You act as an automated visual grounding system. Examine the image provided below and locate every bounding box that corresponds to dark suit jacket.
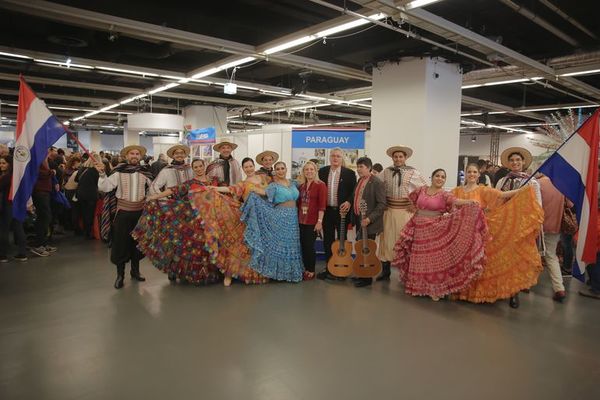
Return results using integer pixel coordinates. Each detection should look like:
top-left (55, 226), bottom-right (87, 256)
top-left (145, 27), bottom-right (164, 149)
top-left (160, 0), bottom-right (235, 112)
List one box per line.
top-left (351, 176), bottom-right (386, 236)
top-left (318, 166), bottom-right (357, 207)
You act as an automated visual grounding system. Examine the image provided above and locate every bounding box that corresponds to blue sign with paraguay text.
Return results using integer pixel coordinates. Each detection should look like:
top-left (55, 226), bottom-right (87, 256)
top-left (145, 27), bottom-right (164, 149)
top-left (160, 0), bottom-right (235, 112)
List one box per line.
top-left (187, 126), bottom-right (216, 144)
top-left (292, 129), bottom-right (365, 149)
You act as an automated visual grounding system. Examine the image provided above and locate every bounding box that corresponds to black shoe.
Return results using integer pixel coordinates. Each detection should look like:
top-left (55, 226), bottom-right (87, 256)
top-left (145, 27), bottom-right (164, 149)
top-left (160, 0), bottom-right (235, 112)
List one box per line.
top-left (114, 275), bottom-right (124, 289)
top-left (354, 279), bottom-right (372, 288)
top-left (376, 274), bottom-right (390, 282)
top-left (317, 271), bottom-right (336, 280)
top-left (168, 271), bottom-right (177, 281)
top-left (509, 295), bottom-right (520, 309)
top-left (131, 273), bottom-right (146, 282)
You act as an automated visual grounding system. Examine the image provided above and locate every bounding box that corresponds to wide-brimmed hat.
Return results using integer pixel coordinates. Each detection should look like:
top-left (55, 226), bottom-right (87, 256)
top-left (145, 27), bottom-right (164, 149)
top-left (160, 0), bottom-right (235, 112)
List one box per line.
top-left (386, 145), bottom-right (413, 159)
top-left (256, 150), bottom-right (279, 166)
top-left (500, 147), bottom-right (533, 169)
top-left (166, 144), bottom-right (190, 158)
top-left (213, 141), bottom-right (238, 152)
top-left (120, 145), bottom-right (147, 158)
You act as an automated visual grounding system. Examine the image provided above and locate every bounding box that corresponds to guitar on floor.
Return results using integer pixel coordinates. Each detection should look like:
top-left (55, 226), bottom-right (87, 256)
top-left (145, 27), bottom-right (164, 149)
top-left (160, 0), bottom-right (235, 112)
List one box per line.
top-left (352, 200), bottom-right (382, 278)
top-left (327, 210), bottom-right (353, 277)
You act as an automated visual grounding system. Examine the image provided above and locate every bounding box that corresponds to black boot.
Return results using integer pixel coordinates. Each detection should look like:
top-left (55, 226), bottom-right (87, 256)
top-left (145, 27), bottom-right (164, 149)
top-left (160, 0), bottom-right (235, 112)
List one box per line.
top-left (167, 271), bottom-right (177, 282)
top-left (130, 262), bottom-right (146, 282)
top-left (115, 263), bottom-right (125, 289)
top-left (509, 294), bottom-right (520, 309)
top-left (376, 262), bottom-right (391, 282)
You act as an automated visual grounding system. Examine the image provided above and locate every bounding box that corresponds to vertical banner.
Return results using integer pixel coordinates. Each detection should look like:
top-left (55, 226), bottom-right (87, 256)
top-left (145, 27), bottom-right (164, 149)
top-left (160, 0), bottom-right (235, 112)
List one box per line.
top-left (291, 128), bottom-right (365, 179)
top-left (66, 131), bottom-right (79, 152)
top-left (186, 126), bottom-right (216, 162)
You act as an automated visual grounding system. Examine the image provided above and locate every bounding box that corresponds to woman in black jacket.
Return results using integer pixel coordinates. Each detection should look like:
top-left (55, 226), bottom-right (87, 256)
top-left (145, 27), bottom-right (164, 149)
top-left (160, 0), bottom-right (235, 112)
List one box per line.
top-left (75, 155), bottom-right (100, 239)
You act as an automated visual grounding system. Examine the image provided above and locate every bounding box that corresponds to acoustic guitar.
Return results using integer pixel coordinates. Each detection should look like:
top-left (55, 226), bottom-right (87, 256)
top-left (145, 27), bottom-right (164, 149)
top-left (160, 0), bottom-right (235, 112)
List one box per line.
top-left (352, 200), bottom-right (382, 278)
top-left (327, 210), bottom-right (354, 277)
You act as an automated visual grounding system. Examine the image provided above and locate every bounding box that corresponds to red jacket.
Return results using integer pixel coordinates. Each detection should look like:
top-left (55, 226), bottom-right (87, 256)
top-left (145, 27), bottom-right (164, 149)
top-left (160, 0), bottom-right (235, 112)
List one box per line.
top-left (34, 159), bottom-right (52, 193)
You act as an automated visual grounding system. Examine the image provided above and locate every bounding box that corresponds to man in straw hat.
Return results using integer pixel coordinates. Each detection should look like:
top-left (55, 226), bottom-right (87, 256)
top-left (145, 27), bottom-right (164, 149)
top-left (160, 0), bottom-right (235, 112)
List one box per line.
top-left (256, 150), bottom-right (279, 178)
top-left (377, 145), bottom-right (427, 282)
top-left (149, 144), bottom-right (193, 195)
top-left (206, 141), bottom-right (242, 185)
top-left (95, 145), bottom-right (154, 289)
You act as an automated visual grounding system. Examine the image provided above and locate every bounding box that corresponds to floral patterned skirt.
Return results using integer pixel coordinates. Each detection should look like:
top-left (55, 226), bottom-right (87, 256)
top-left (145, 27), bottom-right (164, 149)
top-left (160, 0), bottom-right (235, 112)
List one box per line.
top-left (241, 193), bottom-right (303, 282)
top-left (132, 198), bottom-right (221, 285)
top-left (393, 203), bottom-right (487, 298)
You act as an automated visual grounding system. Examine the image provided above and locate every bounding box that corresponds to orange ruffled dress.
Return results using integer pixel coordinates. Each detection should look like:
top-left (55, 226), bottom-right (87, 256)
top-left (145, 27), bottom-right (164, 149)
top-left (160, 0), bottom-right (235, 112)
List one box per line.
top-left (190, 180), bottom-right (270, 284)
top-left (451, 185), bottom-right (544, 303)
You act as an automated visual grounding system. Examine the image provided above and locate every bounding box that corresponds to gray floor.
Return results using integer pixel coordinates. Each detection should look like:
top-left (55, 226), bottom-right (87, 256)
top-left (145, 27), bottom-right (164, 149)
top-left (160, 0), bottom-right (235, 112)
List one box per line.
top-left (0, 237), bottom-right (599, 400)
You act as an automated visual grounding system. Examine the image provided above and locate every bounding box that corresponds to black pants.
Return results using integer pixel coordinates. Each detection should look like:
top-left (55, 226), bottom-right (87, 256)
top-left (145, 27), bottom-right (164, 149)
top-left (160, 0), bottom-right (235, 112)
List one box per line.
top-left (0, 204), bottom-right (27, 258)
top-left (79, 199), bottom-right (97, 237)
top-left (111, 210), bottom-right (143, 274)
top-left (322, 206), bottom-right (349, 264)
top-left (32, 192), bottom-right (51, 247)
top-left (299, 224), bottom-right (317, 272)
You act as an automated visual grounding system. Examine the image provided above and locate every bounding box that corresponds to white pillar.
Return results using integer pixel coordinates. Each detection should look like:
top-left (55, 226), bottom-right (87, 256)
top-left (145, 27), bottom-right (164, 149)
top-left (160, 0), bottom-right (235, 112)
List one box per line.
top-left (369, 57), bottom-right (462, 185)
top-left (122, 123), bottom-right (139, 147)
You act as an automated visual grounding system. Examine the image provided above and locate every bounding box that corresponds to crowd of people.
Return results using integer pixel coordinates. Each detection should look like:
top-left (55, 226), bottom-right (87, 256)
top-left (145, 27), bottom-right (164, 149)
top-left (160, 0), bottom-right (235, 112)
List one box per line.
top-left (1, 140), bottom-right (599, 304)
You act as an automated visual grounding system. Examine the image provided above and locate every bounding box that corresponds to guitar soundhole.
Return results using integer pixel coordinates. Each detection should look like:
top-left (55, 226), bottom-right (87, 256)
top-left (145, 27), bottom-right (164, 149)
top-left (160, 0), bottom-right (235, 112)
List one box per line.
top-left (362, 248), bottom-right (370, 255)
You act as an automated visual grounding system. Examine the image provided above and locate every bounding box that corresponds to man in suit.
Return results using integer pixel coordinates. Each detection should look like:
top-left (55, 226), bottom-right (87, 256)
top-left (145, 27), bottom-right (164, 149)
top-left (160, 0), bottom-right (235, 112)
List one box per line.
top-left (351, 157), bottom-right (386, 287)
top-left (317, 148), bottom-right (357, 280)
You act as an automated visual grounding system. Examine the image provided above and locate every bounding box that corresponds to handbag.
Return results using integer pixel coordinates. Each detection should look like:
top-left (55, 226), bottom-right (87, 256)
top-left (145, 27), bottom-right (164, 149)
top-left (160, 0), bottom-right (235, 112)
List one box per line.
top-left (561, 202), bottom-right (578, 235)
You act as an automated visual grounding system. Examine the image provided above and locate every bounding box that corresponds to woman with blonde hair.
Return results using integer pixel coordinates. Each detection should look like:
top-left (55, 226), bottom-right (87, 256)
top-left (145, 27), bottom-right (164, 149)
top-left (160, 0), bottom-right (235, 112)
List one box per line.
top-left (297, 161), bottom-right (327, 280)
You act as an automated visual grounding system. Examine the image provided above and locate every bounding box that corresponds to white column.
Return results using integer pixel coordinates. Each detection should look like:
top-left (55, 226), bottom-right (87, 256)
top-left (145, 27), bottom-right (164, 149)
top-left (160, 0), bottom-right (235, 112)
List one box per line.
top-left (122, 123), bottom-right (139, 147)
top-left (369, 57), bottom-right (462, 185)
top-left (183, 105), bottom-right (228, 137)
top-left (90, 131), bottom-right (102, 152)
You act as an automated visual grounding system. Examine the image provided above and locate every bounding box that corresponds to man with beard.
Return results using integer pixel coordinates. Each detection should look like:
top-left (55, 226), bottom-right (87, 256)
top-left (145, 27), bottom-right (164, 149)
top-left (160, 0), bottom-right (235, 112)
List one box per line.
top-left (96, 145), bottom-right (154, 289)
top-left (377, 145), bottom-right (427, 282)
top-left (149, 145), bottom-right (193, 195)
top-left (206, 141), bottom-right (242, 185)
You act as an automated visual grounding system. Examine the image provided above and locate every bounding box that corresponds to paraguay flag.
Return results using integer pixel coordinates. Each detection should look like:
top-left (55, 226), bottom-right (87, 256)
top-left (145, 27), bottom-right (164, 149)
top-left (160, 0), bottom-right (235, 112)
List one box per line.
top-left (537, 108), bottom-right (599, 280)
top-left (9, 76), bottom-right (66, 221)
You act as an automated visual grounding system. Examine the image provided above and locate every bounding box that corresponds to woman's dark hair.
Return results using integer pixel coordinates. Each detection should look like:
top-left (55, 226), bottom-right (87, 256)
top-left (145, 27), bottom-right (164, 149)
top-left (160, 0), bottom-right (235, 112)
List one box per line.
top-left (372, 163), bottom-right (383, 173)
top-left (241, 157), bottom-right (255, 167)
top-left (431, 168), bottom-right (446, 179)
top-left (0, 155), bottom-right (13, 172)
top-left (191, 158), bottom-right (205, 167)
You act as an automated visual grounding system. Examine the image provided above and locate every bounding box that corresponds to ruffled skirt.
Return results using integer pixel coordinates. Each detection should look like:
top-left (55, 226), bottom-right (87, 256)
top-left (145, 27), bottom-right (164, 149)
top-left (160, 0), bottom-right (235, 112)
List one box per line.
top-left (190, 190), bottom-right (269, 284)
top-left (454, 187), bottom-right (544, 303)
top-left (393, 203), bottom-right (487, 298)
top-left (132, 197), bottom-right (222, 285)
top-left (241, 193), bottom-right (303, 282)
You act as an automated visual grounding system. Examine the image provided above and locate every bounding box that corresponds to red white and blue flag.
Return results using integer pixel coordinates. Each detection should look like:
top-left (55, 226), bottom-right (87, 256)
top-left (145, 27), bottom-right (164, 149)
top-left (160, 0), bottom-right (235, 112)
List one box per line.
top-left (537, 108), bottom-right (599, 280)
top-left (9, 76), bottom-right (65, 221)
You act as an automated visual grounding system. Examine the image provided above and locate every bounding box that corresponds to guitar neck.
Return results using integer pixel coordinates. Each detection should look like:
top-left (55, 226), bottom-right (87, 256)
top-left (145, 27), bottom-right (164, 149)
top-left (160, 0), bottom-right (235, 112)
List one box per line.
top-left (339, 215), bottom-right (345, 245)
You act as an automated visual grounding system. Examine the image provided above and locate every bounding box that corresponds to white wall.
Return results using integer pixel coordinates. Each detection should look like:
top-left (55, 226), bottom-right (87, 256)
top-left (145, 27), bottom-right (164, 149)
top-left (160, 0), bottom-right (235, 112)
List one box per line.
top-left (458, 133), bottom-right (553, 161)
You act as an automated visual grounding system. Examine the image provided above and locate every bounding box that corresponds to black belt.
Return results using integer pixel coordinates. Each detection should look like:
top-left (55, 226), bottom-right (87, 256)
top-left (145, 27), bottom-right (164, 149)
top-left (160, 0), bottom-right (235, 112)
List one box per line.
top-left (326, 206), bottom-right (339, 210)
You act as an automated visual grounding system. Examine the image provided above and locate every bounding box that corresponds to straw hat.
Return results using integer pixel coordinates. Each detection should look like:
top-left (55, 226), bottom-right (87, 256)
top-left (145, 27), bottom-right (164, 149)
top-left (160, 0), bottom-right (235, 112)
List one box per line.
top-left (213, 141), bottom-right (238, 152)
top-left (120, 145), bottom-right (147, 158)
top-left (500, 147), bottom-right (533, 169)
top-left (256, 150), bottom-right (279, 166)
top-left (386, 145), bottom-right (413, 159)
top-left (166, 144), bottom-right (190, 158)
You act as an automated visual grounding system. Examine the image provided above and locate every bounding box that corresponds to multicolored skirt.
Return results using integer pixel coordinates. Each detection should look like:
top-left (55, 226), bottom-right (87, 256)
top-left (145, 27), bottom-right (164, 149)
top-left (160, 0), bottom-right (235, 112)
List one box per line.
top-left (454, 187), bottom-right (544, 303)
top-left (241, 193), bottom-right (303, 282)
top-left (190, 190), bottom-right (269, 284)
top-left (393, 203), bottom-right (487, 298)
top-left (132, 197), bottom-right (221, 285)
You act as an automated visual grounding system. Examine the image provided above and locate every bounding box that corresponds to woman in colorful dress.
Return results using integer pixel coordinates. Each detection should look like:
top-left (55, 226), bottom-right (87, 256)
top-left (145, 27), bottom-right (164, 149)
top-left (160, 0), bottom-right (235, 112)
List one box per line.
top-left (134, 158), bottom-right (222, 285)
top-left (392, 168), bottom-right (487, 300)
top-left (452, 163), bottom-right (544, 308)
top-left (241, 161), bottom-right (304, 282)
top-left (493, 147), bottom-right (544, 307)
top-left (210, 157), bottom-right (271, 286)
top-left (297, 161), bottom-right (327, 280)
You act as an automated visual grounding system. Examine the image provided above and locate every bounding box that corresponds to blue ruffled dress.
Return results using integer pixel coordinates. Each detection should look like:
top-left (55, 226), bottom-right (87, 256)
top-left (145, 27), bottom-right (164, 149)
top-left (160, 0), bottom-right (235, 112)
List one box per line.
top-left (241, 181), bottom-right (304, 282)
